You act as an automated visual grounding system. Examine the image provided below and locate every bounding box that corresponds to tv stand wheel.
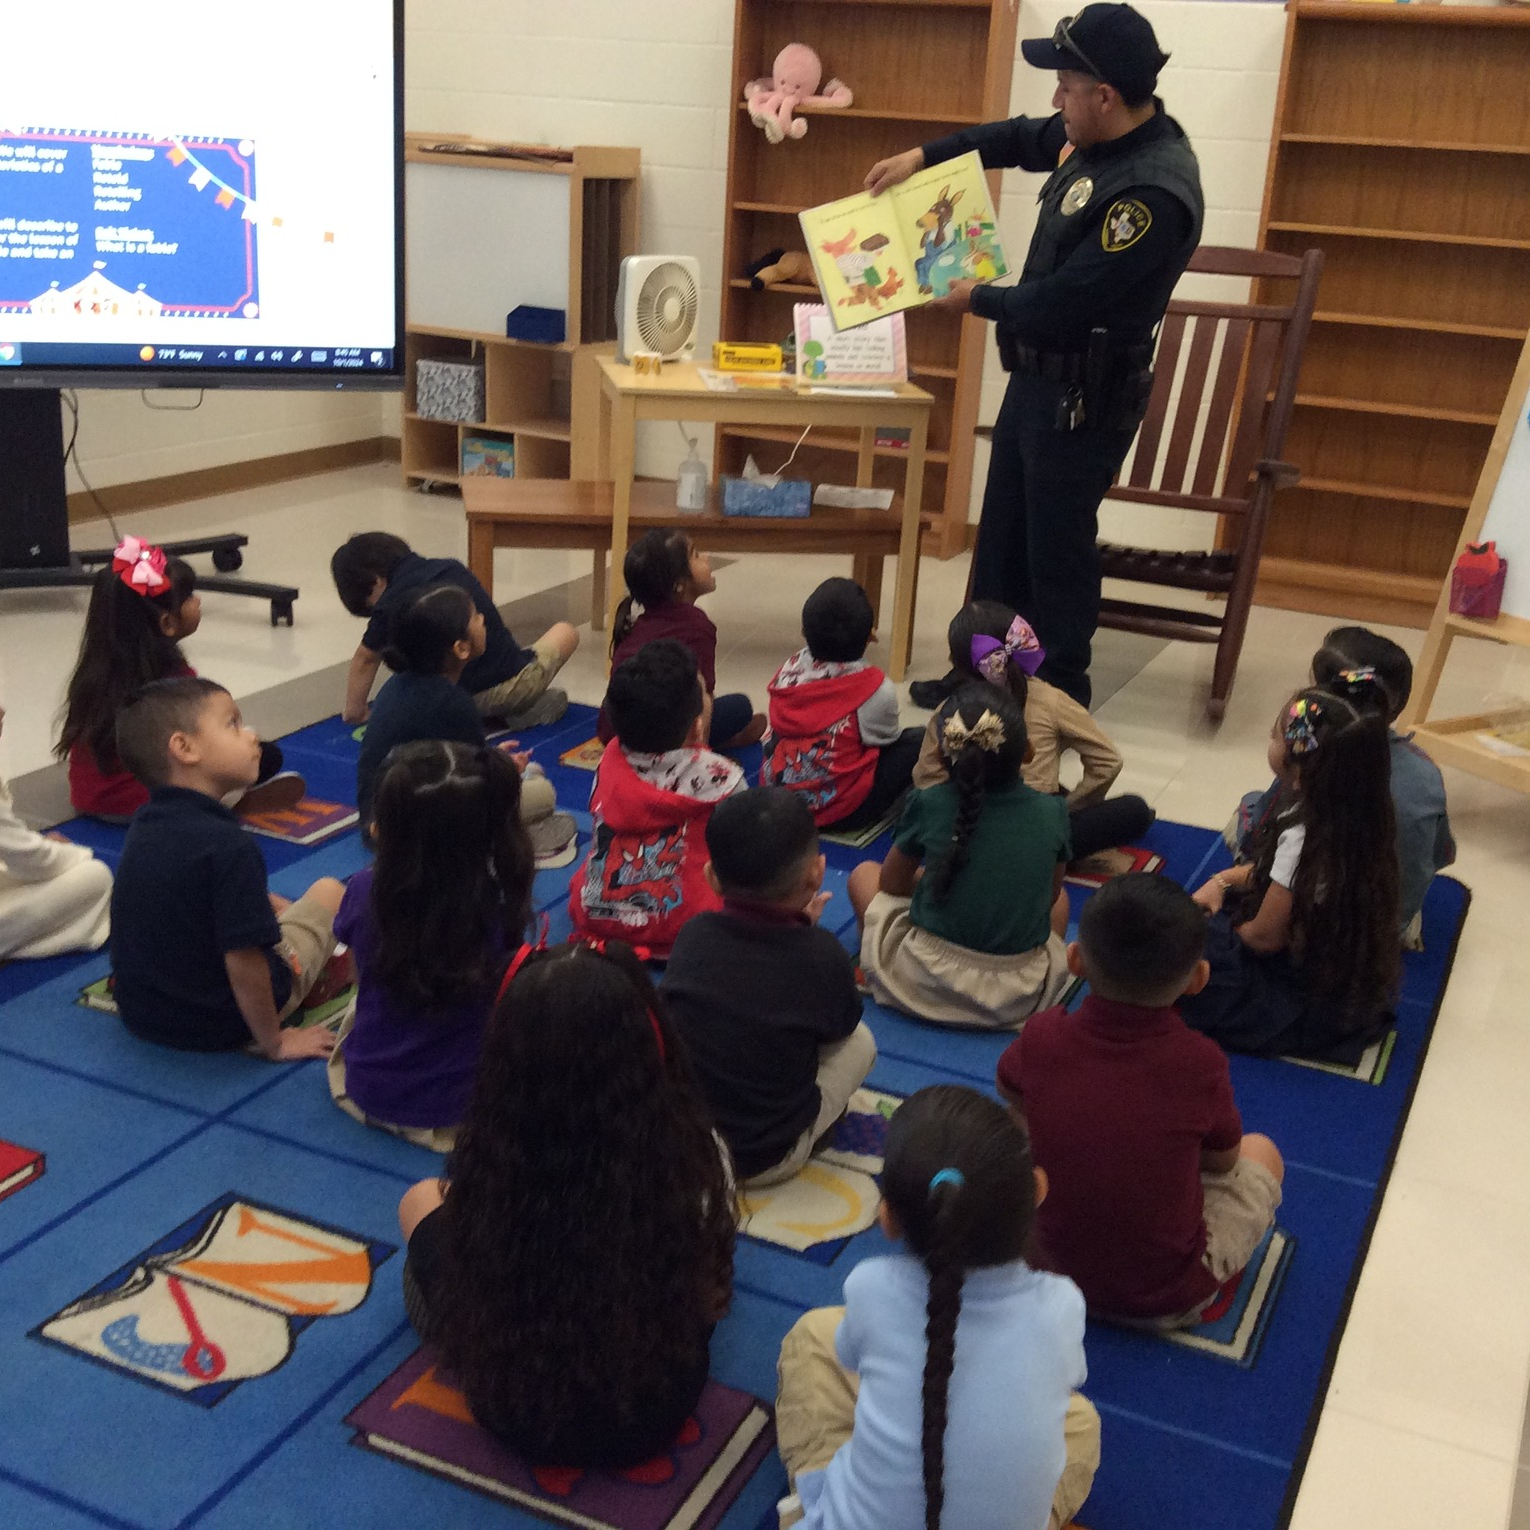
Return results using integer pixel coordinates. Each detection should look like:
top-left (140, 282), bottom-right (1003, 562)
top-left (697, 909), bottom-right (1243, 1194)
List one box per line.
top-left (212, 547), bottom-right (243, 573)
top-left (270, 597), bottom-right (295, 627)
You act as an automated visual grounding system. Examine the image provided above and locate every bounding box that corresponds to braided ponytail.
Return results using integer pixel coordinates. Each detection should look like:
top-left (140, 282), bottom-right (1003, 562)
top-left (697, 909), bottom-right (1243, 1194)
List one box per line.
top-left (882, 1085), bottom-right (1039, 1530)
top-left (929, 683), bottom-right (1027, 904)
top-left (919, 1187), bottom-right (965, 1530)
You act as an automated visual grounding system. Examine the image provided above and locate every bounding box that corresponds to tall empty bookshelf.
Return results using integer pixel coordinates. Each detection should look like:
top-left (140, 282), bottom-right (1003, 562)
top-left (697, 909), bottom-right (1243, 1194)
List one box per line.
top-left (1253, 2), bottom-right (1530, 627)
top-left (719, 0), bottom-right (1018, 559)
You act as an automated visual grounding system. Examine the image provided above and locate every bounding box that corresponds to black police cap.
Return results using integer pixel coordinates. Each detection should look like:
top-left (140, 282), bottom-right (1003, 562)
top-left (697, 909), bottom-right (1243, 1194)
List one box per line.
top-left (1021, 4), bottom-right (1170, 102)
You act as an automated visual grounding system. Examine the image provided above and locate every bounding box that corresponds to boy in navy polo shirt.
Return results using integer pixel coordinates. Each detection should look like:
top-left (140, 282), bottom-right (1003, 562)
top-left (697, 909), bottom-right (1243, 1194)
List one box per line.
top-left (330, 531), bottom-right (579, 728)
top-left (998, 874), bottom-right (1285, 1325)
top-left (661, 786), bottom-right (875, 1185)
top-left (110, 677), bottom-right (344, 1060)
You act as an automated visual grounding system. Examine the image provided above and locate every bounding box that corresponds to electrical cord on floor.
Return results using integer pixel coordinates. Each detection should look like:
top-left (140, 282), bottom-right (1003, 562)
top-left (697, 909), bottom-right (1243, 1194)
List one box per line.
top-left (61, 390), bottom-right (121, 544)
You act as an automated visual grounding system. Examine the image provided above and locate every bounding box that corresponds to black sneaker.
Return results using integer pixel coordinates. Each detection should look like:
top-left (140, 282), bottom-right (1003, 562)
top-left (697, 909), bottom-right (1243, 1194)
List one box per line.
top-left (908, 673), bottom-right (957, 710)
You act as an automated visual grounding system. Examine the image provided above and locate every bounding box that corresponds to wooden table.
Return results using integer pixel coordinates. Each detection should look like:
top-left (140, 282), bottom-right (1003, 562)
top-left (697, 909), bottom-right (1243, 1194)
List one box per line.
top-left (595, 359), bottom-right (932, 679)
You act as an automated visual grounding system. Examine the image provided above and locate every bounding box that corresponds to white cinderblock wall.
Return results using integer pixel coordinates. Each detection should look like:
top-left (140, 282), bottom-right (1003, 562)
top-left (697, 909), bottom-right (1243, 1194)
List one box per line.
top-left (68, 0), bottom-right (1287, 500)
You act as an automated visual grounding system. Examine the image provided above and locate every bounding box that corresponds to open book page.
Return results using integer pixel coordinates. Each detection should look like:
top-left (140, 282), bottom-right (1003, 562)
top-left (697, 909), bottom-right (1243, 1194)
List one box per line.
top-left (800, 149), bottom-right (1008, 329)
top-left (889, 150), bottom-right (1009, 298)
top-left (799, 189), bottom-right (923, 330)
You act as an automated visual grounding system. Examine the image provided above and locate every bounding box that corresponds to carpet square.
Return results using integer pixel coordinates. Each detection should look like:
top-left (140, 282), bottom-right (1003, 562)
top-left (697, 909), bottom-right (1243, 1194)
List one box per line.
top-left (1160, 1226), bottom-right (1295, 1367)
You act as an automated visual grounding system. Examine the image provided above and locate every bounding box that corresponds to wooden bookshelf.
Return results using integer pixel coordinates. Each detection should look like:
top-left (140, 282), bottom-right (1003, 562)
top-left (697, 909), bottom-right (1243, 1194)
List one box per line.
top-left (399, 138), bottom-right (639, 493)
top-left (1252, 3), bottom-right (1530, 626)
top-left (719, 0), bottom-right (1018, 559)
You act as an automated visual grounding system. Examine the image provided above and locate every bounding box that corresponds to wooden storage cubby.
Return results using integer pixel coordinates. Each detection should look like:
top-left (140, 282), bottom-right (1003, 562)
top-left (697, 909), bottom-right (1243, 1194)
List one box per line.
top-left (720, 0), bottom-right (1017, 559)
top-left (401, 138), bottom-right (638, 493)
top-left (1253, 2), bottom-right (1530, 624)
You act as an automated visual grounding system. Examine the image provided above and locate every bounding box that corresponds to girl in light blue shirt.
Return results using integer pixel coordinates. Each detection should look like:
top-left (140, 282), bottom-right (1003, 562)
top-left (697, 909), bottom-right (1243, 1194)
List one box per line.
top-left (775, 1084), bottom-right (1100, 1530)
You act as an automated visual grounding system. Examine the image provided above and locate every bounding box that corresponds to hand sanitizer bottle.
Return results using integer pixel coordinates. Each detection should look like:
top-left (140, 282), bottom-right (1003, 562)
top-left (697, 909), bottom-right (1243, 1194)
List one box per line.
top-left (676, 435), bottom-right (709, 512)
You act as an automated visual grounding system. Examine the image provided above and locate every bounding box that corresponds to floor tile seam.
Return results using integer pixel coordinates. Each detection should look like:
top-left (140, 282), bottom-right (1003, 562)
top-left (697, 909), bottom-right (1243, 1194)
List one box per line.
top-left (0, 1462), bottom-right (151, 1530)
top-left (1088, 1398), bottom-right (1293, 1472)
top-left (173, 1318), bottom-right (415, 1530)
top-left (0, 1066), bottom-right (297, 1270)
top-left (1319, 1397), bottom-right (1529, 1469)
top-left (217, 1116), bottom-right (426, 1186)
top-left (1378, 1157), bottom-right (1530, 1220)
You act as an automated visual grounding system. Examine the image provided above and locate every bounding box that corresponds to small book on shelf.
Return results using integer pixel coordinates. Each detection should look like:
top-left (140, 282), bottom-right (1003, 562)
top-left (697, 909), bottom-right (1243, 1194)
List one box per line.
top-left (799, 150), bottom-right (1007, 331)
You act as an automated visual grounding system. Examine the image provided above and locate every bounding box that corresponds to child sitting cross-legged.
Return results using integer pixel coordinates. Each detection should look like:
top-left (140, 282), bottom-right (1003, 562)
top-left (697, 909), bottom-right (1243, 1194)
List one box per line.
top-left (849, 683), bottom-right (1071, 1029)
top-left (397, 939), bottom-right (735, 1469)
top-left (354, 583), bottom-right (571, 863)
top-left (328, 740), bottom-right (534, 1151)
top-left (762, 578), bottom-right (924, 832)
top-left (662, 787), bottom-right (877, 1185)
top-left (775, 1084), bottom-right (1100, 1530)
top-left (570, 638), bottom-right (745, 958)
top-left (1184, 677), bottom-right (1400, 1062)
top-left (1229, 625), bottom-right (1454, 949)
top-left (997, 874), bottom-right (1285, 1326)
top-left (913, 602), bottom-right (1154, 864)
top-left (332, 530), bottom-right (578, 728)
top-left (109, 678), bottom-right (343, 1060)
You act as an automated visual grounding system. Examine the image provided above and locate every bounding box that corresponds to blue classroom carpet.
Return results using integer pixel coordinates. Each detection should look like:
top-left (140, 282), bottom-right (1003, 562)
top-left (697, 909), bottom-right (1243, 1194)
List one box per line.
top-left (0, 702), bottom-right (1468, 1529)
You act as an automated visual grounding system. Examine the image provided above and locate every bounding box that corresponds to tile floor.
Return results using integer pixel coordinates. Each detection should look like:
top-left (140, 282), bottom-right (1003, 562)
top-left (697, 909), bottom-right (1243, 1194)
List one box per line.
top-left (3, 461), bottom-right (1530, 1528)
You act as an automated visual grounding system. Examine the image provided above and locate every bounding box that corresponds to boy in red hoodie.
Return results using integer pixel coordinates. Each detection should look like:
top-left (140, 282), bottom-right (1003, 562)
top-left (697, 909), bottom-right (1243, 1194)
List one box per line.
top-left (762, 578), bottom-right (923, 831)
top-left (570, 639), bottom-right (744, 957)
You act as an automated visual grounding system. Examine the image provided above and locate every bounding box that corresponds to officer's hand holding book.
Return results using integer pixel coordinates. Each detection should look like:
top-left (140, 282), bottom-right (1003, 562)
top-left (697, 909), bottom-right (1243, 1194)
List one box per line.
top-left (864, 146), bottom-right (925, 197)
top-left (928, 277), bottom-right (983, 315)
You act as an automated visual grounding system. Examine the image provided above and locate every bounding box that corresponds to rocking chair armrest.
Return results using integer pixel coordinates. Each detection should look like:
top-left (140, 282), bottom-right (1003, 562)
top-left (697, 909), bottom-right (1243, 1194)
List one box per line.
top-left (1255, 458), bottom-right (1302, 490)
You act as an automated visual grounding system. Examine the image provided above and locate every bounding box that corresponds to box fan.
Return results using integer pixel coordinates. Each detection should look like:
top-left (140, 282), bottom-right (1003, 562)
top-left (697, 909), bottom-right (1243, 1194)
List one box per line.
top-left (615, 255), bottom-right (701, 363)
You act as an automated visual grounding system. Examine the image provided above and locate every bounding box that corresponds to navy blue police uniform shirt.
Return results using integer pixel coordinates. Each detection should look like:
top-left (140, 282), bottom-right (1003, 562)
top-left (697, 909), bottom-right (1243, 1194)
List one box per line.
top-left (924, 108), bottom-right (1196, 351)
top-left (361, 552), bottom-right (531, 694)
top-left (111, 786), bottom-right (293, 1050)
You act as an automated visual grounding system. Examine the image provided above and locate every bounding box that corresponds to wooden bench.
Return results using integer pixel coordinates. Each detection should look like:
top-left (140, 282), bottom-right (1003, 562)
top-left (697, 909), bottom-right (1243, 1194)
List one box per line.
top-left (462, 476), bottom-right (909, 633)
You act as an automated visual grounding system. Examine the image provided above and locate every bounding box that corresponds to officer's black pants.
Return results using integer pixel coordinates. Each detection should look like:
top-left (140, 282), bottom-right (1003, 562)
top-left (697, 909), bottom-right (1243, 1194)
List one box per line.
top-left (971, 372), bottom-right (1138, 708)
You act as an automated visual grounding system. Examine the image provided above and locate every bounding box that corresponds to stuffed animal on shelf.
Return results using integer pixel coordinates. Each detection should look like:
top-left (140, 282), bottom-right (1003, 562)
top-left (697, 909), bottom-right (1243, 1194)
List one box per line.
top-left (744, 43), bottom-right (852, 144)
top-left (744, 248), bottom-right (819, 291)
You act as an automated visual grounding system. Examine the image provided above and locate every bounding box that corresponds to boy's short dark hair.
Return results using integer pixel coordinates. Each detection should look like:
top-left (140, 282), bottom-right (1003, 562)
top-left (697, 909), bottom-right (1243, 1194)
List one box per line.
top-left (802, 578), bottom-right (874, 664)
top-left (115, 676), bottom-right (230, 788)
top-left (706, 786), bottom-right (818, 900)
top-left (1077, 873), bottom-right (1206, 1006)
top-left (605, 638), bottom-right (703, 754)
top-left (1313, 625), bottom-right (1411, 722)
top-left (330, 531), bottom-right (413, 617)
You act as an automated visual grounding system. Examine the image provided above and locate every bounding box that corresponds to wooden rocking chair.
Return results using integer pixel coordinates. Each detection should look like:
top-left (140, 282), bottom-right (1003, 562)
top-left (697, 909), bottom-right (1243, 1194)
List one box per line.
top-left (1096, 245), bottom-right (1324, 718)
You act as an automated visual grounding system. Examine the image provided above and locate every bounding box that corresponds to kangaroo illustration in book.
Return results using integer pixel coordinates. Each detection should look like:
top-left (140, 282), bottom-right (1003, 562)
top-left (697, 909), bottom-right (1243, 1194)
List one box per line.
top-left (914, 185), bottom-right (964, 294)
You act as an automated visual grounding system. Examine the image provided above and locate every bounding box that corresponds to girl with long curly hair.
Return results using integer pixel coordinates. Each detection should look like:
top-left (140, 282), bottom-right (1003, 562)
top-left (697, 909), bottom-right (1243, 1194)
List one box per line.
top-left (396, 938), bottom-right (735, 1468)
top-left (326, 740), bottom-right (534, 1150)
top-left (1182, 676), bottom-right (1400, 1061)
top-left (848, 683), bottom-right (1072, 1028)
top-left (775, 1085), bottom-right (1099, 1530)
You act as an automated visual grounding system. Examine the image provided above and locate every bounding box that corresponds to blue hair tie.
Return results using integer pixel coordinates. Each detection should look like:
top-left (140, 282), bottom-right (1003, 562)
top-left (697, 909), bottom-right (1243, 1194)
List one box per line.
top-left (928, 1168), bottom-right (965, 1192)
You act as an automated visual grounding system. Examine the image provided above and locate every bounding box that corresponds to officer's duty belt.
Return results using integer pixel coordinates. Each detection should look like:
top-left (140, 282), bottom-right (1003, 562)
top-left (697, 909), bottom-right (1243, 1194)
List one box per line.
top-left (999, 337), bottom-right (1156, 379)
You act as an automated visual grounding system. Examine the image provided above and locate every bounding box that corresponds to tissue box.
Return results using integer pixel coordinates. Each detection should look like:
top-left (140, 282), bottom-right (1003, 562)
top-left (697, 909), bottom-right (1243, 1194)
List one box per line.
top-left (416, 358), bottom-right (485, 423)
top-left (721, 476), bottom-right (811, 518)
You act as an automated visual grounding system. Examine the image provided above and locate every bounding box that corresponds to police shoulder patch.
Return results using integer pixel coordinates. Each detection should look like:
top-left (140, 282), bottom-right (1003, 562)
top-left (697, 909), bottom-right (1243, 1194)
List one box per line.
top-left (1102, 198), bottom-right (1152, 253)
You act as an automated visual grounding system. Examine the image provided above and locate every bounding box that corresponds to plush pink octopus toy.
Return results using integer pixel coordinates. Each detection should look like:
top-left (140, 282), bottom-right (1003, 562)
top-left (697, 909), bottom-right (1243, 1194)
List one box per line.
top-left (744, 43), bottom-right (852, 144)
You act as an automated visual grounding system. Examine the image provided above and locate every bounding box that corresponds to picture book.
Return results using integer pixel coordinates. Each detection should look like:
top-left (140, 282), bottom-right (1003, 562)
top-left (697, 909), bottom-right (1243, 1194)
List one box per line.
top-left (799, 150), bottom-right (1007, 331)
top-left (793, 304), bottom-right (907, 385)
top-left (461, 434), bottom-right (516, 478)
top-left (238, 796), bottom-right (359, 846)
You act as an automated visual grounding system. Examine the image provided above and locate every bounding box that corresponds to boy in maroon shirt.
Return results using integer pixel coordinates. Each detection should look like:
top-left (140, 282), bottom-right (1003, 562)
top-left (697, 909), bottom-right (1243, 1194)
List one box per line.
top-left (998, 873), bottom-right (1284, 1325)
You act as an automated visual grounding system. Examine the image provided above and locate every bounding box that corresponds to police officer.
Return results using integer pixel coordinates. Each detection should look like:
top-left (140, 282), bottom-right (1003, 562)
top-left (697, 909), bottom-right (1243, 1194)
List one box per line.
top-left (867, 4), bottom-right (1203, 708)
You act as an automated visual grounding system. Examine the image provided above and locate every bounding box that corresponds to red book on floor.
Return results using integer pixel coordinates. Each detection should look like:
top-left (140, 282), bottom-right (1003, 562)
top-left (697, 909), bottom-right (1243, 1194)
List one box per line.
top-left (0, 1140), bottom-right (45, 1204)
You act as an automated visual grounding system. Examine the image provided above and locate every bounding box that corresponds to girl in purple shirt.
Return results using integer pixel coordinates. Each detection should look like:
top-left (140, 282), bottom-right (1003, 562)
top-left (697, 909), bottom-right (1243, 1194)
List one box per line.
top-left (327, 739), bottom-right (534, 1149)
